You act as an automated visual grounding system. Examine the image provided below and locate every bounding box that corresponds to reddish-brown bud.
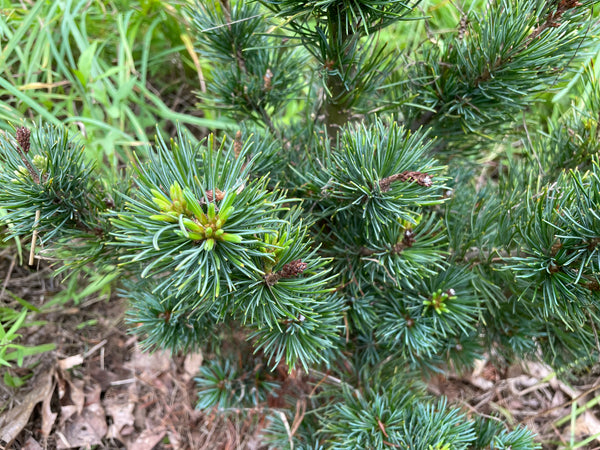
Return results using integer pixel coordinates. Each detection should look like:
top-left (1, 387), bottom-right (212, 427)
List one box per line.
top-left (263, 69), bottom-right (273, 90)
top-left (16, 127), bottom-right (31, 154)
top-left (264, 259), bottom-right (307, 286)
top-left (234, 130), bottom-right (243, 158)
top-left (379, 171), bottom-right (432, 192)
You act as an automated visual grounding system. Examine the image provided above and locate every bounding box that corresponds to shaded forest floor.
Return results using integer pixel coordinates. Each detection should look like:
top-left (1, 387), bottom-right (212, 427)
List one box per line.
top-left (1, 248), bottom-right (600, 449)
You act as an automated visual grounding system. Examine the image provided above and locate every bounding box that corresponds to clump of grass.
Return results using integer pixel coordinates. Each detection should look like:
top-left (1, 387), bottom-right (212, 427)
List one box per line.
top-left (0, 0), bottom-right (232, 174)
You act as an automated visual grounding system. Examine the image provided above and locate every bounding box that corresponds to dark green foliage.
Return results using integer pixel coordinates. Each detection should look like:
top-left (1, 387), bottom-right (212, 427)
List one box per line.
top-left (374, 267), bottom-right (481, 364)
top-left (0, 125), bottom-right (114, 266)
top-left (189, 0), bottom-right (305, 126)
top-left (402, 0), bottom-right (599, 139)
top-left (111, 129), bottom-right (288, 299)
top-left (258, 0), bottom-right (419, 124)
top-left (110, 128), bottom-right (339, 368)
top-left (195, 357), bottom-right (280, 410)
top-left (265, 373), bottom-right (539, 449)
top-left (125, 282), bottom-right (218, 353)
top-left (501, 160), bottom-right (600, 366)
top-left (306, 121), bottom-right (446, 230)
top-left (0, 125), bottom-right (96, 239)
top-left (3, 0), bottom-right (600, 448)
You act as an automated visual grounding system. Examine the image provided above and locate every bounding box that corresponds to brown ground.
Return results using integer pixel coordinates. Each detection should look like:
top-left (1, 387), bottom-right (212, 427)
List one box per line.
top-left (0, 248), bottom-right (264, 450)
top-left (1, 247), bottom-right (600, 449)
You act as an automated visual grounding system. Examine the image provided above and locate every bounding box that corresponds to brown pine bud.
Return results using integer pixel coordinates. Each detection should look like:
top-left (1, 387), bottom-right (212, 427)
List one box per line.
top-left (279, 259), bottom-right (307, 278)
top-left (234, 130), bottom-right (243, 158)
top-left (16, 127), bottom-right (31, 154)
top-left (392, 229), bottom-right (415, 254)
top-left (263, 69), bottom-right (273, 91)
top-left (379, 171), bottom-right (432, 192)
top-left (402, 229), bottom-right (416, 247)
top-left (205, 189), bottom-right (225, 203)
top-left (264, 259), bottom-right (307, 286)
top-left (586, 280), bottom-right (600, 292)
top-left (14, 127), bottom-right (39, 184)
top-left (548, 261), bottom-right (561, 274)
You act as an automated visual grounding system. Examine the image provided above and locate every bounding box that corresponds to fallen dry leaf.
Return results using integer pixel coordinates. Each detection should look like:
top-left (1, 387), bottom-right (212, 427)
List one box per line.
top-left (524, 360), bottom-right (600, 445)
top-left (56, 403), bottom-right (107, 449)
top-left (41, 378), bottom-right (57, 438)
top-left (129, 426), bottom-right (167, 450)
top-left (58, 354), bottom-right (84, 371)
top-left (126, 346), bottom-right (171, 374)
top-left (85, 382), bottom-right (103, 405)
top-left (572, 411), bottom-right (600, 441)
top-left (57, 374), bottom-right (85, 425)
top-left (104, 388), bottom-right (136, 441)
top-left (22, 437), bottom-right (44, 450)
top-left (0, 365), bottom-right (54, 445)
top-left (183, 351), bottom-right (203, 382)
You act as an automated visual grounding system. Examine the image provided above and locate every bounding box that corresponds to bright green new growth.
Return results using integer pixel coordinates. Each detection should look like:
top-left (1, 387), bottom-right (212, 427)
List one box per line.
top-left (1, 0), bottom-right (600, 448)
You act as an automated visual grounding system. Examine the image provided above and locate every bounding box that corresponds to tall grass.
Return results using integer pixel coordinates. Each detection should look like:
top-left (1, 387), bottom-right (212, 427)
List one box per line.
top-left (0, 0), bottom-right (235, 377)
top-left (0, 0), bottom-right (233, 173)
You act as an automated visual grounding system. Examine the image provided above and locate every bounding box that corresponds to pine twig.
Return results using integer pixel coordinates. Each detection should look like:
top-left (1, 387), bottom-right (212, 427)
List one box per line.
top-left (29, 209), bottom-right (41, 265)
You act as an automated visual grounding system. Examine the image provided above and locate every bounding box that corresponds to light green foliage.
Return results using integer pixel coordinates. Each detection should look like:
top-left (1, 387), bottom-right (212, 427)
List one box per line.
top-left (0, 297), bottom-right (55, 379)
top-left (0, 0), bottom-right (231, 171)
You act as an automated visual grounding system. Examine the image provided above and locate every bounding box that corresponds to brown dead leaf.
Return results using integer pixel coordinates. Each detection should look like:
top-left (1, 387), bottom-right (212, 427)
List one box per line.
top-left (104, 388), bottom-right (136, 441)
top-left (90, 367), bottom-right (119, 391)
top-left (22, 437), bottom-right (44, 450)
top-left (573, 411), bottom-right (600, 440)
top-left (57, 402), bottom-right (107, 449)
top-left (183, 351), bottom-right (203, 382)
top-left (551, 390), bottom-right (566, 408)
top-left (58, 374), bottom-right (85, 425)
top-left (58, 354), bottom-right (84, 370)
top-left (129, 426), bottom-right (167, 450)
top-left (85, 382), bottom-right (102, 405)
top-left (0, 365), bottom-right (54, 444)
top-left (41, 377), bottom-right (57, 438)
top-left (524, 360), bottom-right (600, 445)
top-left (126, 346), bottom-right (171, 374)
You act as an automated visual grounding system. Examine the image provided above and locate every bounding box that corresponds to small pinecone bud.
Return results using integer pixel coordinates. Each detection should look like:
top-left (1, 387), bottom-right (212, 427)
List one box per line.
top-left (16, 127), bottom-right (31, 153)
top-left (393, 229), bottom-right (416, 252)
top-left (399, 171), bottom-right (432, 187)
top-left (586, 280), bottom-right (600, 292)
top-left (379, 171), bottom-right (432, 192)
top-left (402, 229), bottom-right (416, 247)
top-left (551, 239), bottom-right (562, 256)
top-left (264, 259), bottom-right (308, 286)
top-left (548, 261), bottom-right (561, 274)
top-left (205, 189), bottom-right (225, 203)
top-left (458, 15), bottom-right (468, 40)
top-left (103, 196), bottom-right (116, 208)
top-left (234, 130), bottom-right (243, 158)
top-left (560, 0), bottom-right (583, 10)
top-left (263, 69), bottom-right (273, 91)
top-left (264, 272), bottom-right (280, 286)
top-left (359, 247), bottom-right (375, 256)
top-left (279, 259), bottom-right (307, 278)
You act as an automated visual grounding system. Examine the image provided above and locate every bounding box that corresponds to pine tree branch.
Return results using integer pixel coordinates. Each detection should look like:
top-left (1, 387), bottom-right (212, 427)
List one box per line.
top-left (325, 5), bottom-right (352, 137)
